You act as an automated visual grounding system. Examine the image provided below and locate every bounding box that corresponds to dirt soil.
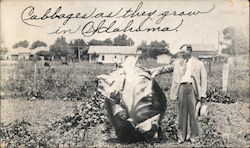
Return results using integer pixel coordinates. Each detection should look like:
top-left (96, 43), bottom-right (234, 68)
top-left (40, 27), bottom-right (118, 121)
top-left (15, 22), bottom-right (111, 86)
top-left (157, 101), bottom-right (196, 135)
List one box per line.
top-left (1, 99), bottom-right (250, 147)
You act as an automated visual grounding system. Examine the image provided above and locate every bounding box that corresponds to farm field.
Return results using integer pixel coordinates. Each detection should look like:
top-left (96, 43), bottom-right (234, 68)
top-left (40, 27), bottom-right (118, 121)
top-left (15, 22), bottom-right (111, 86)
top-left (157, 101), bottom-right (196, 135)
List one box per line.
top-left (0, 59), bottom-right (249, 147)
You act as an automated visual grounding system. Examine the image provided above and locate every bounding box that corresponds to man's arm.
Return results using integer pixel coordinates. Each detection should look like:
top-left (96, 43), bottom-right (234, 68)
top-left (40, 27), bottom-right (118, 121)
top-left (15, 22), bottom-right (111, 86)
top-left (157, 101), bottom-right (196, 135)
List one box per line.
top-left (160, 64), bottom-right (174, 73)
top-left (150, 63), bottom-right (174, 77)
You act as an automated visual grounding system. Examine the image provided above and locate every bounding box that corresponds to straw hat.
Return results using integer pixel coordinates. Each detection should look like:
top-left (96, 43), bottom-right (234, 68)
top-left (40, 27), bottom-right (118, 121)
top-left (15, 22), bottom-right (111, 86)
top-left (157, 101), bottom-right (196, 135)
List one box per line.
top-left (195, 101), bottom-right (208, 118)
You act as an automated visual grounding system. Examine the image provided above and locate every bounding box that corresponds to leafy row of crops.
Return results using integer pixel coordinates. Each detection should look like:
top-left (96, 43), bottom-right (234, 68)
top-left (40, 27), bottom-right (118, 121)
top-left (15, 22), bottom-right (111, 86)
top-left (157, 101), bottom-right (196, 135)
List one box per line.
top-left (1, 60), bottom-right (248, 103)
top-left (0, 92), bottom-right (107, 147)
top-left (1, 61), bottom-right (113, 100)
top-left (0, 98), bottom-right (227, 147)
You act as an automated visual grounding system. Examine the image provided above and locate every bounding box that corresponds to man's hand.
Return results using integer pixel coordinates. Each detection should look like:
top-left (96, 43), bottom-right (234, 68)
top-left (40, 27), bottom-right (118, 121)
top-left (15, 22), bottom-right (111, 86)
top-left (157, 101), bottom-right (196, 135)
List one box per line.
top-left (149, 66), bottom-right (163, 77)
top-left (151, 70), bottom-right (161, 78)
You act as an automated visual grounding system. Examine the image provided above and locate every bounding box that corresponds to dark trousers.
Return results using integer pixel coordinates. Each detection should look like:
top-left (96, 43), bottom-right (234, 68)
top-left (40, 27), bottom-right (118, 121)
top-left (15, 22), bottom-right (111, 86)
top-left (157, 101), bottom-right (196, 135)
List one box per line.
top-left (177, 83), bottom-right (199, 141)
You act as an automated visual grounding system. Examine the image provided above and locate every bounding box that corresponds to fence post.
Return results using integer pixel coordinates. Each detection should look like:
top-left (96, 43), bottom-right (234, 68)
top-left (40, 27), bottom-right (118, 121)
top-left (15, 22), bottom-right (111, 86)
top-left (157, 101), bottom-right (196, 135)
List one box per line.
top-left (209, 62), bottom-right (212, 75)
top-left (34, 63), bottom-right (37, 89)
top-left (222, 62), bottom-right (229, 92)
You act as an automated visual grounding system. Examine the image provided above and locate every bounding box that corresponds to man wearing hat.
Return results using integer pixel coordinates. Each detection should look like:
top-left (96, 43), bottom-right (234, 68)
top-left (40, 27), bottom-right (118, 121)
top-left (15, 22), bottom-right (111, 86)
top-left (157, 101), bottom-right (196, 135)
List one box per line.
top-left (151, 44), bottom-right (207, 143)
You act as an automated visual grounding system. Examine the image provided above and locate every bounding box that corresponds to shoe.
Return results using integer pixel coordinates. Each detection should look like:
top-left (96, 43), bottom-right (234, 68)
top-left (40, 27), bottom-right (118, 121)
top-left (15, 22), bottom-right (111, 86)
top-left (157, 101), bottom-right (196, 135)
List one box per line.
top-left (178, 139), bottom-right (184, 144)
top-left (190, 137), bottom-right (199, 143)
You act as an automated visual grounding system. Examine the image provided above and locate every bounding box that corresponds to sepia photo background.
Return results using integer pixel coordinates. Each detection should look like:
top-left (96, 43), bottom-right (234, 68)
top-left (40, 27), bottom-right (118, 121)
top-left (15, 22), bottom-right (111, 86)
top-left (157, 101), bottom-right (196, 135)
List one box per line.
top-left (0, 0), bottom-right (249, 147)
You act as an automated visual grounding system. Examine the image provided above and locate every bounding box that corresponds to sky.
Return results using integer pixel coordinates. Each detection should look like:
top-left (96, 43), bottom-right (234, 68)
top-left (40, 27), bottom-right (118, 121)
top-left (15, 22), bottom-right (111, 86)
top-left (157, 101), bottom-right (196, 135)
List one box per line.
top-left (1, 0), bottom-right (249, 53)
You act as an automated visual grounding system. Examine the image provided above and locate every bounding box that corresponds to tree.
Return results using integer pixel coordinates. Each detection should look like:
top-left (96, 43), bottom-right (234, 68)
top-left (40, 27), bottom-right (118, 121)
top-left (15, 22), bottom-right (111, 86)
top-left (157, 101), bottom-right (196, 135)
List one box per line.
top-left (36, 50), bottom-right (52, 60)
top-left (104, 38), bottom-right (113, 46)
top-left (30, 40), bottom-right (47, 49)
top-left (137, 40), bottom-right (148, 60)
top-left (88, 39), bottom-right (105, 46)
top-left (0, 48), bottom-right (7, 54)
top-left (138, 40), bottom-right (171, 59)
top-left (50, 36), bottom-right (73, 59)
top-left (113, 34), bottom-right (134, 46)
top-left (0, 40), bottom-right (8, 54)
top-left (69, 39), bottom-right (88, 60)
top-left (221, 26), bottom-right (249, 55)
top-left (148, 40), bottom-right (170, 59)
top-left (88, 38), bottom-right (114, 46)
top-left (91, 52), bottom-right (99, 60)
top-left (0, 40), bottom-right (8, 60)
top-left (13, 40), bottom-right (29, 48)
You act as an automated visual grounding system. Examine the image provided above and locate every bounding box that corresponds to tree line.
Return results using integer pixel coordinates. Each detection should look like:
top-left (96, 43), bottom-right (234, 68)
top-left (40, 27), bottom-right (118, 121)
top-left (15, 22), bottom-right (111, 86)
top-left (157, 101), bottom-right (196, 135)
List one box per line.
top-left (10, 34), bottom-right (172, 60)
top-left (220, 26), bottom-right (249, 55)
top-left (8, 26), bottom-right (249, 61)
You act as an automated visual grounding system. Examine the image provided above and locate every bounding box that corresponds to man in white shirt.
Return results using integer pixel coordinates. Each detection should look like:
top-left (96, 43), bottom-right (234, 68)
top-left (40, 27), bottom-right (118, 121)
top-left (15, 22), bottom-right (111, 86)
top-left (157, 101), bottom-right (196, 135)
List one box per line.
top-left (151, 44), bottom-right (207, 143)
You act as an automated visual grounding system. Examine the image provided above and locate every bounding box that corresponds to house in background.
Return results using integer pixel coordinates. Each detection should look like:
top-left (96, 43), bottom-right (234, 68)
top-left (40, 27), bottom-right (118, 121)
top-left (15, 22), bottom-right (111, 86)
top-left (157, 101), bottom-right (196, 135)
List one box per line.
top-left (191, 44), bottom-right (218, 63)
top-left (0, 50), bottom-right (8, 60)
top-left (88, 46), bottom-right (141, 64)
top-left (156, 54), bottom-right (172, 64)
top-left (214, 53), bottom-right (229, 63)
top-left (190, 44), bottom-right (218, 74)
top-left (6, 48), bottom-right (31, 60)
top-left (6, 47), bottom-right (49, 60)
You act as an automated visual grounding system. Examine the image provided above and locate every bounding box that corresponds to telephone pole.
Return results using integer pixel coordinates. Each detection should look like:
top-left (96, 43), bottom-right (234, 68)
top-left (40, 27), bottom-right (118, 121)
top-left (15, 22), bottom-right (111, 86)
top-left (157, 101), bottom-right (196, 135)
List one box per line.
top-left (69, 45), bottom-right (85, 62)
top-left (218, 31), bottom-right (220, 54)
top-left (77, 41), bottom-right (80, 62)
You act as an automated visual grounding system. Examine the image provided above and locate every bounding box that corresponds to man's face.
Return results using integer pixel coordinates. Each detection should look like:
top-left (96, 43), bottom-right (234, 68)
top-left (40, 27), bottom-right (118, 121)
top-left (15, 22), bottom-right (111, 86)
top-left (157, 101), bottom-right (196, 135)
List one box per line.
top-left (180, 47), bottom-right (191, 59)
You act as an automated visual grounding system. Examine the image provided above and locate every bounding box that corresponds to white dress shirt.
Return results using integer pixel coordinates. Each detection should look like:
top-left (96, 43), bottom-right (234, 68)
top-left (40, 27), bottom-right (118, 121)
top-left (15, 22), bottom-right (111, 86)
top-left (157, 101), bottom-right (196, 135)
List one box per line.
top-left (180, 58), bottom-right (193, 83)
